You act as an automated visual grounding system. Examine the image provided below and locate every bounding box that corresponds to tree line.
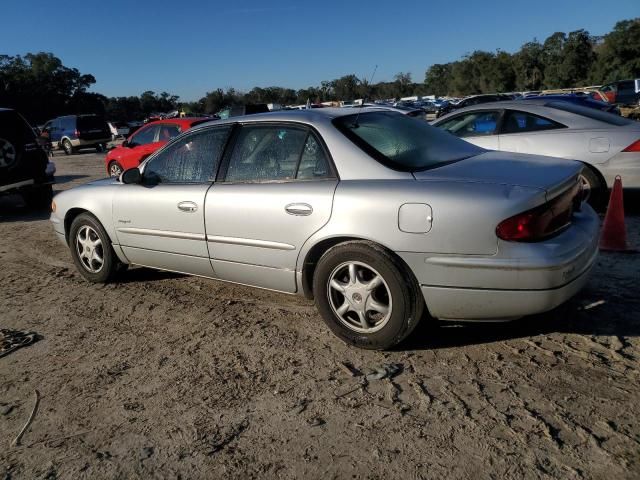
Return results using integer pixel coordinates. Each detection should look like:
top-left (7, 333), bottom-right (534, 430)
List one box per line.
top-left (1, 19), bottom-right (638, 124)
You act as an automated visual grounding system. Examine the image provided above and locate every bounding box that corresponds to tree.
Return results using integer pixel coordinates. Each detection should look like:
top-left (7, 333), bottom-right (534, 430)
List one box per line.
top-left (331, 74), bottom-right (361, 101)
top-left (513, 40), bottom-right (545, 90)
top-left (0, 52), bottom-right (98, 123)
top-left (424, 63), bottom-right (453, 96)
top-left (394, 72), bottom-right (413, 97)
top-left (590, 18), bottom-right (640, 83)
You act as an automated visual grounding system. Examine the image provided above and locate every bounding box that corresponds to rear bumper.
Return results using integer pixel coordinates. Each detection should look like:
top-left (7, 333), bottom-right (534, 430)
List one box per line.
top-left (399, 205), bottom-right (600, 321)
top-left (68, 137), bottom-right (111, 148)
top-left (421, 261), bottom-right (594, 321)
top-left (599, 153), bottom-right (640, 189)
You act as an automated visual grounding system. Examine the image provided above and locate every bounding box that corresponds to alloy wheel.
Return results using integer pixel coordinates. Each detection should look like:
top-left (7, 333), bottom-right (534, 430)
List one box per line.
top-left (327, 261), bottom-right (393, 333)
top-left (0, 138), bottom-right (17, 168)
top-left (76, 225), bottom-right (104, 273)
top-left (109, 162), bottom-right (123, 177)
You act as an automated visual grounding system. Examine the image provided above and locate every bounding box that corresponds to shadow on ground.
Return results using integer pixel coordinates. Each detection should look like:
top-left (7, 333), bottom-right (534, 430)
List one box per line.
top-left (116, 267), bottom-right (187, 284)
top-left (0, 195), bottom-right (50, 223)
top-left (401, 291), bottom-right (639, 352)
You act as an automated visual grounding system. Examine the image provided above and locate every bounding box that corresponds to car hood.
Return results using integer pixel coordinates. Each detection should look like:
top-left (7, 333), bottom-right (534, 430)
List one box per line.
top-left (85, 177), bottom-right (120, 187)
top-left (413, 150), bottom-right (582, 198)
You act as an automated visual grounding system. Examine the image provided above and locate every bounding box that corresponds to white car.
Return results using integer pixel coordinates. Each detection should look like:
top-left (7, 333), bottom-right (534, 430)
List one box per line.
top-left (433, 99), bottom-right (640, 206)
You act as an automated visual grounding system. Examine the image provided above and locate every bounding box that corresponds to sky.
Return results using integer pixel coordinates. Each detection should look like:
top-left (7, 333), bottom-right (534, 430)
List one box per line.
top-left (2, 0), bottom-right (639, 101)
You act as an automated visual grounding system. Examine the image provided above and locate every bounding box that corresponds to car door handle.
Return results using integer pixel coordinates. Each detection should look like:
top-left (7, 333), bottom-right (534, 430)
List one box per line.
top-left (177, 201), bottom-right (198, 213)
top-left (285, 203), bottom-right (313, 216)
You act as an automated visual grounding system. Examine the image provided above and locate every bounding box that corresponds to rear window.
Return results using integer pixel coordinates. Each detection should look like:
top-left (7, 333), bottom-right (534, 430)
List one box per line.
top-left (547, 101), bottom-right (633, 126)
top-left (333, 111), bottom-right (483, 172)
top-left (77, 115), bottom-right (108, 130)
top-left (0, 110), bottom-right (36, 143)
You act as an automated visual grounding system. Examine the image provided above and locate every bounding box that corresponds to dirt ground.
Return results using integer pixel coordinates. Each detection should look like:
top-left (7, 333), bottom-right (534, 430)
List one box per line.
top-left (1, 150), bottom-right (639, 480)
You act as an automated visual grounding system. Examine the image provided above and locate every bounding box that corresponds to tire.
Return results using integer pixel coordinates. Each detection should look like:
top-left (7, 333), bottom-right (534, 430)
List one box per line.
top-left (579, 166), bottom-right (606, 211)
top-left (23, 184), bottom-right (52, 210)
top-left (69, 213), bottom-right (120, 283)
top-left (108, 161), bottom-right (123, 177)
top-left (312, 241), bottom-right (424, 350)
top-left (62, 139), bottom-right (73, 155)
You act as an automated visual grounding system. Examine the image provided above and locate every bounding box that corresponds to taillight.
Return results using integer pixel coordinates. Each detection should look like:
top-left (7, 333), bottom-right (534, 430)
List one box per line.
top-left (74, 129), bottom-right (80, 138)
top-left (496, 181), bottom-right (581, 242)
top-left (622, 139), bottom-right (640, 152)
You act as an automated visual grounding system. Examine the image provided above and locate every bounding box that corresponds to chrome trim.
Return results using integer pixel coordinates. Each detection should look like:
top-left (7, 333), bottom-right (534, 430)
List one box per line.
top-left (0, 179), bottom-right (34, 192)
top-left (206, 235), bottom-right (296, 251)
top-left (117, 227), bottom-right (206, 241)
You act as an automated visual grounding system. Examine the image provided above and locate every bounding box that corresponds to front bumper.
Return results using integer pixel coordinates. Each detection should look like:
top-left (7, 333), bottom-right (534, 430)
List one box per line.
top-left (399, 205), bottom-right (600, 321)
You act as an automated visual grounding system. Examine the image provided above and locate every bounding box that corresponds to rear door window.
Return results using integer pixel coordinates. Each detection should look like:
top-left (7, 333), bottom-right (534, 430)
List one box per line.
top-left (77, 115), bottom-right (108, 131)
top-left (547, 101), bottom-right (633, 126)
top-left (501, 110), bottom-right (565, 134)
top-left (224, 125), bottom-right (309, 182)
top-left (130, 125), bottom-right (159, 146)
top-left (158, 124), bottom-right (182, 141)
top-left (437, 111), bottom-right (500, 137)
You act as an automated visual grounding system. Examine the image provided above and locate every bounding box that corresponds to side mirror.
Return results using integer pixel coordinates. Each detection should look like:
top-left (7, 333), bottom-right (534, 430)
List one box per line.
top-left (120, 168), bottom-right (142, 184)
top-left (122, 140), bottom-right (129, 147)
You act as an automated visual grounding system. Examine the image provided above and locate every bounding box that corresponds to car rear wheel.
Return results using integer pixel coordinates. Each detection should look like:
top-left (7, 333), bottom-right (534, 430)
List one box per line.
top-left (69, 213), bottom-right (120, 283)
top-left (62, 139), bottom-right (73, 155)
top-left (313, 241), bottom-right (424, 350)
top-left (108, 161), bottom-right (123, 177)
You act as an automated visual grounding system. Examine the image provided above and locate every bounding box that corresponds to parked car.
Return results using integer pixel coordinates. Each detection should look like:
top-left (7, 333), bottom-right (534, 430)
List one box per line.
top-left (217, 104), bottom-right (270, 119)
top-left (598, 79), bottom-right (640, 105)
top-left (41, 114), bottom-right (111, 155)
top-left (522, 94), bottom-right (620, 114)
top-left (432, 99), bottom-right (640, 207)
top-left (51, 109), bottom-right (598, 350)
top-left (436, 94), bottom-right (512, 118)
top-left (1, 108), bottom-right (54, 208)
top-left (105, 117), bottom-right (209, 177)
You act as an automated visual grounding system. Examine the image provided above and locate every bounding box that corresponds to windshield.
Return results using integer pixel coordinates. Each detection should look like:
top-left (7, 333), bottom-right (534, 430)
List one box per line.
top-left (333, 111), bottom-right (483, 171)
top-left (547, 101), bottom-right (632, 126)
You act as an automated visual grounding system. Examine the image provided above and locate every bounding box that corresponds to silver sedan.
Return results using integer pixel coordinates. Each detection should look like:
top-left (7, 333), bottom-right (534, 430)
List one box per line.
top-left (50, 109), bottom-right (599, 349)
top-left (432, 99), bottom-right (640, 206)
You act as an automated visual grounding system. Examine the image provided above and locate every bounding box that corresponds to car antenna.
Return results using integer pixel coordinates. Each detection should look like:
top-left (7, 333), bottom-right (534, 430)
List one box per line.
top-left (352, 64), bottom-right (378, 128)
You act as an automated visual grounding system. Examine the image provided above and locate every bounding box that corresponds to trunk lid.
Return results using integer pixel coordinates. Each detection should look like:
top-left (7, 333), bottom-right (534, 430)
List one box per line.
top-left (412, 150), bottom-right (582, 198)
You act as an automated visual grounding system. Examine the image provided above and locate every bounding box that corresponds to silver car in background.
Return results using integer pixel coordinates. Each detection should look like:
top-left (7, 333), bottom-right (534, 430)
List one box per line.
top-left (50, 109), bottom-right (599, 350)
top-left (432, 99), bottom-right (640, 206)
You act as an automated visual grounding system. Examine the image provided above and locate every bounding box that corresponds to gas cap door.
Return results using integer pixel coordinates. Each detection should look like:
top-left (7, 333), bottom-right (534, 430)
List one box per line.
top-left (398, 203), bottom-right (433, 233)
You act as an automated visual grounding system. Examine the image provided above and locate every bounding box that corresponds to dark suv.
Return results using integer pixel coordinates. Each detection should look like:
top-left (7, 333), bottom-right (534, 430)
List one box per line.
top-left (0, 108), bottom-right (54, 208)
top-left (42, 114), bottom-right (111, 155)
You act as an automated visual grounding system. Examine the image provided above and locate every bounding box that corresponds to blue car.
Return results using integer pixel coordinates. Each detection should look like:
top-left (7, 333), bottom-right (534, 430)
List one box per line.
top-left (41, 114), bottom-right (111, 155)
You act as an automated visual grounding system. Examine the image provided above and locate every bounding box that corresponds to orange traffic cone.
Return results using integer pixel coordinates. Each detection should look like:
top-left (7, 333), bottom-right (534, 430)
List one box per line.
top-left (599, 176), bottom-right (634, 252)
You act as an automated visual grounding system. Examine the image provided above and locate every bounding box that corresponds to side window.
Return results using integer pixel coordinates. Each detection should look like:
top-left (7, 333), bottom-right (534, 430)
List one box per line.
top-left (143, 126), bottom-right (231, 184)
top-left (130, 125), bottom-right (158, 146)
top-left (297, 134), bottom-right (331, 180)
top-left (437, 111), bottom-right (500, 137)
top-left (158, 124), bottom-right (181, 141)
top-left (502, 110), bottom-right (564, 134)
top-left (225, 125), bottom-right (308, 182)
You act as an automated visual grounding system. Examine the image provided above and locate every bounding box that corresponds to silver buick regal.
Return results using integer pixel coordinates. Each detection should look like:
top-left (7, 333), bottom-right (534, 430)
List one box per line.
top-left (50, 109), bottom-right (599, 349)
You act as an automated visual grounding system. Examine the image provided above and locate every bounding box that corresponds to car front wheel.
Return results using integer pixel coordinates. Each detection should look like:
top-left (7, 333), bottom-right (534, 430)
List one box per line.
top-left (313, 241), bottom-right (424, 350)
top-left (108, 161), bottom-right (123, 177)
top-left (69, 213), bottom-right (120, 283)
top-left (62, 139), bottom-right (73, 155)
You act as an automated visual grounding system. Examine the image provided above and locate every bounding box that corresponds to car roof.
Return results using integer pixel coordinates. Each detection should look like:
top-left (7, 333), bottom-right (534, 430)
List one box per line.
top-left (193, 107), bottom-right (371, 129)
top-left (144, 117), bottom-right (211, 127)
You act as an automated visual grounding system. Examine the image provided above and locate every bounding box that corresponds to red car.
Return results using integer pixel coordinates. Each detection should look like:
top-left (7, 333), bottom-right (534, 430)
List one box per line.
top-left (105, 118), bottom-right (209, 177)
